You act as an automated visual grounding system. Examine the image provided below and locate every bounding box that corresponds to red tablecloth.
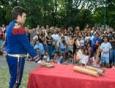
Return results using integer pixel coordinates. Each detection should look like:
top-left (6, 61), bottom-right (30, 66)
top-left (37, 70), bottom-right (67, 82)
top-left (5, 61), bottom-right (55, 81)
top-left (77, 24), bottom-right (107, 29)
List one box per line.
top-left (27, 64), bottom-right (115, 88)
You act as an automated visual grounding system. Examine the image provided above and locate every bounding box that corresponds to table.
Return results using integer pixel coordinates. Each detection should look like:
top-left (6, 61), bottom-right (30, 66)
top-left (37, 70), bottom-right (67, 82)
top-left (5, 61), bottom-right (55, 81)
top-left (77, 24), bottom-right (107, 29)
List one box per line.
top-left (27, 64), bottom-right (115, 88)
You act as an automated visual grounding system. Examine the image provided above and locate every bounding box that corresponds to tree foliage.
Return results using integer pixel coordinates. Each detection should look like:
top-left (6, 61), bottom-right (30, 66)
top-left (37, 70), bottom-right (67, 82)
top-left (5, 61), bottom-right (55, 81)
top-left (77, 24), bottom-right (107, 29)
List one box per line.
top-left (0, 0), bottom-right (115, 28)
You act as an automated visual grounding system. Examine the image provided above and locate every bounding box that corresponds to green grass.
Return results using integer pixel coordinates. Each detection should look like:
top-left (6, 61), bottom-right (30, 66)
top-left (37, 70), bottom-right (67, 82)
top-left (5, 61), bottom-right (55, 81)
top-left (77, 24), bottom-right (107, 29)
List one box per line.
top-left (0, 56), bottom-right (37, 88)
top-left (0, 68), bottom-right (28, 88)
top-left (0, 67), bottom-right (9, 88)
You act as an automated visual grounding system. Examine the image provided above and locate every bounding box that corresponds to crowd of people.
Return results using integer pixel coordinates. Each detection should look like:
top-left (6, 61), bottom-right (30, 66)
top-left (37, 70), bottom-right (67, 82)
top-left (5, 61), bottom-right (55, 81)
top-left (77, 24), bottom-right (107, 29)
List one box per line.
top-left (1, 6), bottom-right (114, 88)
top-left (0, 24), bottom-right (115, 68)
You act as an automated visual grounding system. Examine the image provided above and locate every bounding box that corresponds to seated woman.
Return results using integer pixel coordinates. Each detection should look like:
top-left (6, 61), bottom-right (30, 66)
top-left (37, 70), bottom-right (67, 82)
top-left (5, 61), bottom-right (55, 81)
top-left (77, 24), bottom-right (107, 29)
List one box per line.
top-left (34, 39), bottom-right (45, 57)
top-left (73, 48), bottom-right (83, 64)
top-left (79, 48), bottom-right (89, 66)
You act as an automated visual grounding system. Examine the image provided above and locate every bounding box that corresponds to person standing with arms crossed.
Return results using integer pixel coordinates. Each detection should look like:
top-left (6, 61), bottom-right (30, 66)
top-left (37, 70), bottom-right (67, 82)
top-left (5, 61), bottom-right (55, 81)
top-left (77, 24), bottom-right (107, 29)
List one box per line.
top-left (4, 6), bottom-right (39, 88)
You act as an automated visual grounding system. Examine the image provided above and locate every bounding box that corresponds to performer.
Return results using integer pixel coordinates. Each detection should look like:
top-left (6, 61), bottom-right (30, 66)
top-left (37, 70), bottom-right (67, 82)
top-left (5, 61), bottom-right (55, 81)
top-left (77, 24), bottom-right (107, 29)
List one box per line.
top-left (4, 6), bottom-right (39, 88)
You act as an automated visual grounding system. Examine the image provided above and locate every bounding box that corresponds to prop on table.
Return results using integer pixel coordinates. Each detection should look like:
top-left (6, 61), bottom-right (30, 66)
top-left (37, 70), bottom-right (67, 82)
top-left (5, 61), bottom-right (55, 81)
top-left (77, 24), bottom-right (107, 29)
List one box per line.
top-left (39, 61), bottom-right (54, 68)
top-left (85, 66), bottom-right (105, 75)
top-left (73, 65), bottom-right (104, 77)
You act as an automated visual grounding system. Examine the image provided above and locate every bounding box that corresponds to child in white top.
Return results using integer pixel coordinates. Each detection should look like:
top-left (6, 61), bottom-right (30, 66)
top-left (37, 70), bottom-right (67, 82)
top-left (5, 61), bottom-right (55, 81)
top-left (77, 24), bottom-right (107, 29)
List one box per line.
top-left (99, 36), bottom-right (112, 67)
top-left (79, 49), bottom-right (89, 65)
top-left (43, 52), bottom-right (50, 62)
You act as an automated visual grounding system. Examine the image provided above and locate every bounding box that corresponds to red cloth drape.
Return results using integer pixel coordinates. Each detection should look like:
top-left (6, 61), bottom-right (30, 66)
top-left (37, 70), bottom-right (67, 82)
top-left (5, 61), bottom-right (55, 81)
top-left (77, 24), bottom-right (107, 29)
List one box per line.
top-left (27, 64), bottom-right (115, 88)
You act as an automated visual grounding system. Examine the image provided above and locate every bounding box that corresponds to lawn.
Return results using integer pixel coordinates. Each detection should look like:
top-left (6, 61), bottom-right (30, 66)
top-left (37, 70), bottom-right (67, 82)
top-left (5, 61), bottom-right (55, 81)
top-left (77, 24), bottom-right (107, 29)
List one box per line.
top-left (0, 56), bottom-right (37, 88)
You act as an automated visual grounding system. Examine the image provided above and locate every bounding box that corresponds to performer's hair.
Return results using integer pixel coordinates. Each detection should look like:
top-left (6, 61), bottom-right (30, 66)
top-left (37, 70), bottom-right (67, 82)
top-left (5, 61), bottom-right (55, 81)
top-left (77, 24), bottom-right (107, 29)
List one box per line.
top-left (12, 6), bottom-right (26, 19)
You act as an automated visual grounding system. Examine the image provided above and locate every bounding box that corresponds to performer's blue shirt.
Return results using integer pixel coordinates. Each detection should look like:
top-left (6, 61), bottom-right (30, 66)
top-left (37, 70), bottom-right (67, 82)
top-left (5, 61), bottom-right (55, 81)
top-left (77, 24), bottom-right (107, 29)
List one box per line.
top-left (5, 20), bottom-right (37, 57)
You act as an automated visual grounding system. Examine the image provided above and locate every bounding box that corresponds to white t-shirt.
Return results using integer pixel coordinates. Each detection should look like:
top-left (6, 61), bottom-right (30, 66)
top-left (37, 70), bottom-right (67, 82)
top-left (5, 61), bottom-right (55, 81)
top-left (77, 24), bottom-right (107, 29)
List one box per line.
top-left (64, 36), bottom-right (69, 44)
top-left (51, 34), bottom-right (61, 47)
top-left (51, 34), bottom-right (61, 42)
top-left (79, 55), bottom-right (89, 65)
top-left (85, 36), bottom-right (90, 41)
top-left (79, 39), bottom-right (85, 47)
top-left (100, 42), bottom-right (112, 58)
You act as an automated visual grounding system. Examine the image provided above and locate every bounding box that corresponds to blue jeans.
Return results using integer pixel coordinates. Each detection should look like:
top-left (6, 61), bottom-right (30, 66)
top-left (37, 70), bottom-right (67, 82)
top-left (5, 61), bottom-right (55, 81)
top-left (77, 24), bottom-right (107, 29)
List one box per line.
top-left (6, 55), bottom-right (25, 88)
top-left (110, 49), bottom-right (115, 65)
top-left (101, 56), bottom-right (109, 64)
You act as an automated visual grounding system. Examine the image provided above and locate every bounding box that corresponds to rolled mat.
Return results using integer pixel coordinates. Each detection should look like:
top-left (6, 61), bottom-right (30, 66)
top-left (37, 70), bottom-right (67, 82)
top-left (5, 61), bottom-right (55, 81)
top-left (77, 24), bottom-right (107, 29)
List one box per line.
top-left (85, 66), bottom-right (104, 75)
top-left (73, 66), bottom-right (101, 77)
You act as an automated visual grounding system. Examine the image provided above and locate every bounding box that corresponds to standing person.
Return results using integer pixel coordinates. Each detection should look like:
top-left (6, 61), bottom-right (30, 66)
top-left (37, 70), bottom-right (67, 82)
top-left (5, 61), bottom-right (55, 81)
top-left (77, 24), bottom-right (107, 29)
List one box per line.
top-left (4, 6), bottom-right (39, 88)
top-left (99, 36), bottom-right (112, 67)
top-left (110, 33), bottom-right (115, 67)
top-left (90, 32), bottom-right (102, 53)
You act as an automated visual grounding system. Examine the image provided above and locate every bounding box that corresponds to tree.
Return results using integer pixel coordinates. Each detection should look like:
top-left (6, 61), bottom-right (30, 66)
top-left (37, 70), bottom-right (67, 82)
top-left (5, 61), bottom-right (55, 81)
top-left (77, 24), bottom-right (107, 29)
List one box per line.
top-left (0, 0), bottom-right (114, 28)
